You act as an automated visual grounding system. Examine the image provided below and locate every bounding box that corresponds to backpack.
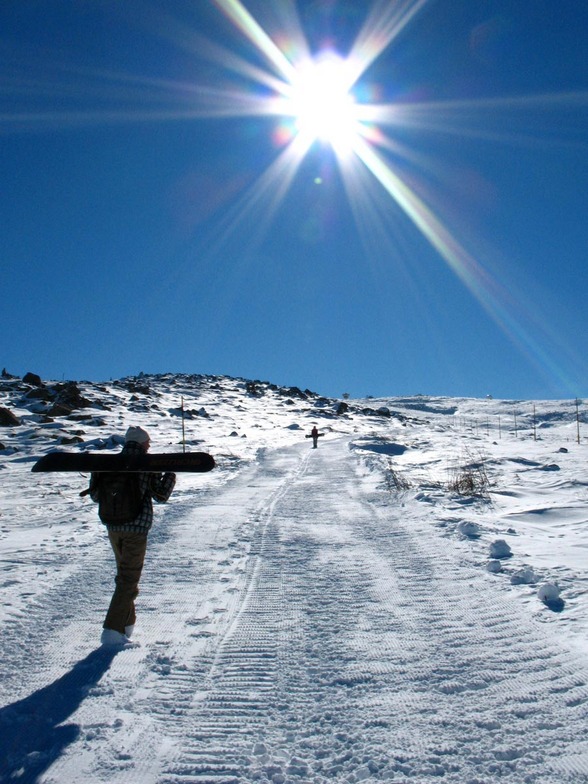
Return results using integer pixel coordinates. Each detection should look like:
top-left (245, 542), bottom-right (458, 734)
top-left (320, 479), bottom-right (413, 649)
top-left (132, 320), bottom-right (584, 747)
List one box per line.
top-left (97, 473), bottom-right (144, 525)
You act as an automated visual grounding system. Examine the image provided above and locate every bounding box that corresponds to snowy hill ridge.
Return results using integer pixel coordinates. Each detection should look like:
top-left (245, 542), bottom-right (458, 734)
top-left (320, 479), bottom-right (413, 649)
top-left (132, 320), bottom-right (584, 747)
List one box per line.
top-left (1, 372), bottom-right (588, 783)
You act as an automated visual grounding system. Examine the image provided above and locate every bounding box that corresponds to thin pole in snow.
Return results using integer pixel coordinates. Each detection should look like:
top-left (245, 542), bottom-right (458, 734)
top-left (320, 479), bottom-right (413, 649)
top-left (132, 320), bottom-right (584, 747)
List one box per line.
top-left (181, 396), bottom-right (186, 453)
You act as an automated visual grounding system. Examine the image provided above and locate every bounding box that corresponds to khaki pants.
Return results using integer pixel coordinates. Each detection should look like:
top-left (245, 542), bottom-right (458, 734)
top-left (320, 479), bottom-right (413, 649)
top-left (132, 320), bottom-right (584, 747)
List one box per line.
top-left (104, 530), bottom-right (148, 634)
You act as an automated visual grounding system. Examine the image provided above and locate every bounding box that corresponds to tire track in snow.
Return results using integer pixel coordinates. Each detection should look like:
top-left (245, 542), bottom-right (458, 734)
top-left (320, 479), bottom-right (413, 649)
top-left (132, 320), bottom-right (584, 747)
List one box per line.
top-left (158, 437), bottom-right (588, 784)
top-left (11, 437), bottom-right (588, 783)
top-left (0, 522), bottom-right (116, 703)
top-left (159, 447), bottom-right (314, 783)
top-left (30, 445), bottom-right (313, 784)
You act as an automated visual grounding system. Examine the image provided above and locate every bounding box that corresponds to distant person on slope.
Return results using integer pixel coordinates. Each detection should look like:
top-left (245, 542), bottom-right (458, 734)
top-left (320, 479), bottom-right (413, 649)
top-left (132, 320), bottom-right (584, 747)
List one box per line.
top-left (89, 426), bottom-right (176, 646)
top-left (309, 426), bottom-right (322, 449)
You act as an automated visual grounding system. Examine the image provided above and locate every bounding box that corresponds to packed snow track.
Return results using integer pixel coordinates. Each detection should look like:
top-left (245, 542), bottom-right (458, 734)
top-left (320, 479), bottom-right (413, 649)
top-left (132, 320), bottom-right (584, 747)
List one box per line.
top-left (2, 437), bottom-right (588, 783)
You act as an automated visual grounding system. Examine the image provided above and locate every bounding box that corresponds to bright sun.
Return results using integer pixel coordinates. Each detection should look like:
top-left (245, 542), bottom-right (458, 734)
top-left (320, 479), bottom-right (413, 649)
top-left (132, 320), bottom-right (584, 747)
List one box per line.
top-left (288, 53), bottom-right (360, 153)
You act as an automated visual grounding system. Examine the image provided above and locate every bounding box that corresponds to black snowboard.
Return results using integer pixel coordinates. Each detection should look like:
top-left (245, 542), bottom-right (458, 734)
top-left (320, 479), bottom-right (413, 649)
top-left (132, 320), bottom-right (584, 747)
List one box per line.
top-left (32, 451), bottom-right (215, 474)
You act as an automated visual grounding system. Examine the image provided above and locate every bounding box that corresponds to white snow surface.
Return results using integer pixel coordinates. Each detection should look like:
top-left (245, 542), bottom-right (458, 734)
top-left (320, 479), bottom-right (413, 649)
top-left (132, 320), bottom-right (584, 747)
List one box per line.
top-left (1, 373), bottom-right (588, 783)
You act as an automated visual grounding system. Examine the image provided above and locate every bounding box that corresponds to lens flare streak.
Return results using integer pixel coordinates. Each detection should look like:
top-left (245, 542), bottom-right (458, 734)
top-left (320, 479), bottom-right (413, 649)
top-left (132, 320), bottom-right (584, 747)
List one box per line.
top-left (3, 0), bottom-right (584, 392)
top-left (202, 130), bottom-right (314, 259)
top-left (212, 0), bottom-right (299, 87)
top-left (350, 136), bottom-right (578, 388)
top-left (348, 0), bottom-right (431, 84)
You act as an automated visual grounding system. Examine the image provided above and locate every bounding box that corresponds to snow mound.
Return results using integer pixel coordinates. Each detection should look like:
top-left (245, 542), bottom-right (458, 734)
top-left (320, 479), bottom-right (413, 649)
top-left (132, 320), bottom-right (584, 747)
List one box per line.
top-left (538, 582), bottom-right (565, 612)
top-left (510, 567), bottom-right (536, 585)
top-left (538, 582), bottom-right (561, 603)
top-left (489, 539), bottom-right (512, 559)
top-left (487, 559), bottom-right (503, 573)
top-left (456, 520), bottom-right (481, 539)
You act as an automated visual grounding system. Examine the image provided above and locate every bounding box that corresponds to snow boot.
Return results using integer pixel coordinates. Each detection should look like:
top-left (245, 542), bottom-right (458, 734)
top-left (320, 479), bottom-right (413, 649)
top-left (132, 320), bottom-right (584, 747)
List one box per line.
top-left (101, 628), bottom-right (138, 647)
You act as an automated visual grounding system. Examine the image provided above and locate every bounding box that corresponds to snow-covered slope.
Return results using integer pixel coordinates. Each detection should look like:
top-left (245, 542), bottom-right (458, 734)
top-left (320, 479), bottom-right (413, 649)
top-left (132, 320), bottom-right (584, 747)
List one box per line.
top-left (1, 373), bottom-right (588, 783)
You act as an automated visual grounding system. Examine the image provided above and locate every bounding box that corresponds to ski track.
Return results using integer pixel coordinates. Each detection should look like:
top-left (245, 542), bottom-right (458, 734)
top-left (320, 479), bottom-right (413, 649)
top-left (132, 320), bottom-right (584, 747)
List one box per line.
top-left (2, 438), bottom-right (588, 783)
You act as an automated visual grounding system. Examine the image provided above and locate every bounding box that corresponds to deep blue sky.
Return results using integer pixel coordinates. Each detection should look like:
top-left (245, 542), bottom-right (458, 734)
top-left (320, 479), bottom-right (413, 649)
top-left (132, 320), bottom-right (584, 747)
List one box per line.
top-left (2, 0), bottom-right (588, 399)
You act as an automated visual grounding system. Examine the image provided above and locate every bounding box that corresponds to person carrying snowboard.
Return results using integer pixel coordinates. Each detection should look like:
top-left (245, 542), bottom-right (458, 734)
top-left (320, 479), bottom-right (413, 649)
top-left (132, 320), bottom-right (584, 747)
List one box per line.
top-left (310, 426), bottom-right (320, 448)
top-left (89, 426), bottom-right (176, 646)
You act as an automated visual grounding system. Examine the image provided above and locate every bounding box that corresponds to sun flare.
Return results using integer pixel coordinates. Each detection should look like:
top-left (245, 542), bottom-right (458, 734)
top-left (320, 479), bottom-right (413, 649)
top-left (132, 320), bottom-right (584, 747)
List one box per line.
top-left (287, 53), bottom-right (361, 153)
top-left (13, 0), bottom-right (577, 392)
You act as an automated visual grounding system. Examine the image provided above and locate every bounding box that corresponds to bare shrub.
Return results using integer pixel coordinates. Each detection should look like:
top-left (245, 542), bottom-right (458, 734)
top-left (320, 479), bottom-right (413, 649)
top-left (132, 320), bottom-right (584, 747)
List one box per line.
top-left (447, 451), bottom-right (490, 497)
top-left (385, 459), bottom-right (411, 492)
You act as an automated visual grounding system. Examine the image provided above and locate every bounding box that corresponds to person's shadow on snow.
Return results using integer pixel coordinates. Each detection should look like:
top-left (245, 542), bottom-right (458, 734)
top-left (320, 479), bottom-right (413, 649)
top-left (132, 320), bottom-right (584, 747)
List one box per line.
top-left (0, 646), bottom-right (118, 784)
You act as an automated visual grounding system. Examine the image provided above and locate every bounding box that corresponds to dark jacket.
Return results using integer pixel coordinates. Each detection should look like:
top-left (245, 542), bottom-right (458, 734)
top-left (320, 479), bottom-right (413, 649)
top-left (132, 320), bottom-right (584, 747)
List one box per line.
top-left (89, 441), bottom-right (176, 534)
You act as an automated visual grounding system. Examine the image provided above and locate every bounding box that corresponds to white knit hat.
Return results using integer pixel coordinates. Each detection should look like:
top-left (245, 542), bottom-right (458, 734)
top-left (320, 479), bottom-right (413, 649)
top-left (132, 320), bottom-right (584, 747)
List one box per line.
top-left (124, 426), bottom-right (150, 444)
